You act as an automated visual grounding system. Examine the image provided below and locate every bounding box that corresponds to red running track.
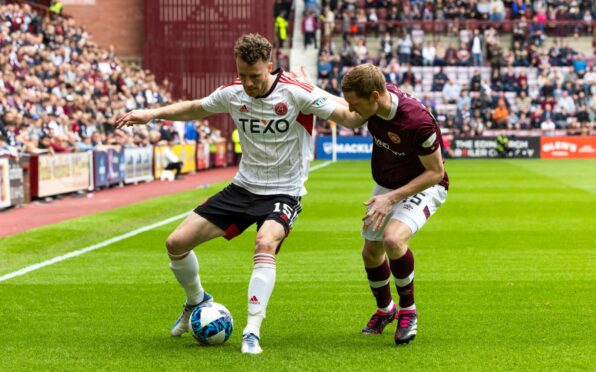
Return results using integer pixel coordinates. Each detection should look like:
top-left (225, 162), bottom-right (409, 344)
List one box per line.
top-left (0, 167), bottom-right (237, 238)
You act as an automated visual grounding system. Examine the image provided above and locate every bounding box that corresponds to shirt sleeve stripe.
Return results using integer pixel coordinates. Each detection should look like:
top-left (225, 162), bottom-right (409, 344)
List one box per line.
top-left (279, 75), bottom-right (314, 92)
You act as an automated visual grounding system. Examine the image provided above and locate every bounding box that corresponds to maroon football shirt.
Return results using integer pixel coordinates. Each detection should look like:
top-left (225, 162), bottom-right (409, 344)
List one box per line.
top-left (366, 84), bottom-right (449, 190)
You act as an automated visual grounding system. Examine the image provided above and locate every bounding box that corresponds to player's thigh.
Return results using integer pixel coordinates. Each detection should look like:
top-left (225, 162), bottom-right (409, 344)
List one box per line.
top-left (362, 239), bottom-right (386, 267)
top-left (167, 212), bottom-right (225, 252)
top-left (254, 219), bottom-right (287, 254)
top-left (390, 184), bottom-right (447, 237)
top-left (253, 194), bottom-right (302, 254)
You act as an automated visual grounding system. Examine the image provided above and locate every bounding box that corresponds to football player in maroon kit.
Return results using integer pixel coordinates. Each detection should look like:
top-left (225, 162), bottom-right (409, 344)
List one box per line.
top-left (340, 64), bottom-right (449, 345)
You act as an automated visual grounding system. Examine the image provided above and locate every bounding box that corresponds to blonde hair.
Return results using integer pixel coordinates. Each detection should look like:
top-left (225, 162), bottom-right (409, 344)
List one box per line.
top-left (341, 64), bottom-right (387, 98)
top-left (234, 33), bottom-right (272, 65)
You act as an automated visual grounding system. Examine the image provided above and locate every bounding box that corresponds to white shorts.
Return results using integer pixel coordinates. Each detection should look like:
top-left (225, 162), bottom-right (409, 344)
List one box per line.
top-left (361, 183), bottom-right (447, 242)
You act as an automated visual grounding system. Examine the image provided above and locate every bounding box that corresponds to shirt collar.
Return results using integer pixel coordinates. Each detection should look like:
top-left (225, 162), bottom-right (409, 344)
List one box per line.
top-left (377, 91), bottom-right (399, 120)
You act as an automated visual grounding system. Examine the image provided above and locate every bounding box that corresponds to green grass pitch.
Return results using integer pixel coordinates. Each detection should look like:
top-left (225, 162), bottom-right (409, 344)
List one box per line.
top-left (1, 159), bottom-right (595, 371)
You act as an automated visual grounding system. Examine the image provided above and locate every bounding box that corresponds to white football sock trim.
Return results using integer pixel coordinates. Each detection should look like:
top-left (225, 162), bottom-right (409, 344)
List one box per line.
top-left (369, 278), bottom-right (391, 288)
top-left (394, 270), bottom-right (414, 287)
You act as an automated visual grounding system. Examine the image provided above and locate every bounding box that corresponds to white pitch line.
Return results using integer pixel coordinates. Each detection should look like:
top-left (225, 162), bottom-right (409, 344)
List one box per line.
top-left (0, 161), bottom-right (336, 283)
top-left (309, 160), bottom-right (333, 172)
top-left (0, 212), bottom-right (189, 283)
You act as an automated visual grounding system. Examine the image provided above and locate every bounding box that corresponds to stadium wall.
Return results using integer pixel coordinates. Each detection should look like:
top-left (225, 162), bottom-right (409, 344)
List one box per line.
top-left (143, 0), bottom-right (274, 137)
top-left (63, 0), bottom-right (144, 58)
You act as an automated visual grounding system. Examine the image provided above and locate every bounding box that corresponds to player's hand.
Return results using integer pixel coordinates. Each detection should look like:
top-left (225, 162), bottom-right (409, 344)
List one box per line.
top-left (114, 109), bottom-right (155, 129)
top-left (362, 194), bottom-right (394, 232)
top-left (289, 65), bottom-right (316, 88)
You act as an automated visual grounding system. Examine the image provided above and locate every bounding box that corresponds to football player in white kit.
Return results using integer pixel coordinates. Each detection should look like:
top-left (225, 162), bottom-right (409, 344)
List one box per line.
top-left (115, 33), bottom-right (363, 354)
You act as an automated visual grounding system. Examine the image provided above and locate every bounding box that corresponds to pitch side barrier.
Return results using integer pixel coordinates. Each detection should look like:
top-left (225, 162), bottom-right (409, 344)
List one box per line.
top-left (2, 141), bottom-right (230, 209)
top-left (153, 141), bottom-right (227, 178)
top-left (451, 136), bottom-right (596, 159)
top-left (316, 136), bottom-right (373, 160)
top-left (451, 137), bottom-right (541, 158)
top-left (94, 148), bottom-right (126, 188)
top-left (0, 158), bottom-right (25, 209)
top-left (315, 136), bottom-right (596, 160)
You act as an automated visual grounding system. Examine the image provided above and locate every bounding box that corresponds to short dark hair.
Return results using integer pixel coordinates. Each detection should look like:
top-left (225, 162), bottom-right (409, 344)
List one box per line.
top-left (234, 33), bottom-right (272, 65)
top-left (341, 64), bottom-right (387, 98)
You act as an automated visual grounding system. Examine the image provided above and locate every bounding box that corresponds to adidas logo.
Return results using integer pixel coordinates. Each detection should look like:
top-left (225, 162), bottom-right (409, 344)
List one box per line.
top-left (240, 105), bottom-right (249, 113)
top-left (249, 295), bottom-right (260, 305)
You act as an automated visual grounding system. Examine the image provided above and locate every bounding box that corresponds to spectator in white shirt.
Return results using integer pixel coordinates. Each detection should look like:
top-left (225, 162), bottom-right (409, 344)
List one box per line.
top-left (489, 0), bottom-right (505, 21)
top-left (398, 34), bottom-right (413, 65)
top-left (422, 41), bottom-right (436, 66)
top-left (471, 29), bottom-right (484, 66)
top-left (555, 90), bottom-right (576, 115)
top-left (540, 117), bottom-right (556, 135)
top-left (442, 79), bottom-right (461, 103)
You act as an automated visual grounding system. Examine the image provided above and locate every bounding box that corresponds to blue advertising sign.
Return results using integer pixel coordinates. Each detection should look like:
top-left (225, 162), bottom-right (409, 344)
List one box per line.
top-left (316, 136), bottom-right (373, 160)
top-left (107, 149), bottom-right (125, 184)
top-left (94, 151), bottom-right (109, 188)
top-left (124, 146), bottom-right (154, 184)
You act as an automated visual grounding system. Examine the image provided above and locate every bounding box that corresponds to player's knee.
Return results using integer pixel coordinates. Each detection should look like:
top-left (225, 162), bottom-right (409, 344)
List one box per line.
top-left (382, 232), bottom-right (408, 256)
top-left (254, 236), bottom-right (277, 254)
top-left (361, 246), bottom-right (383, 265)
top-left (165, 234), bottom-right (190, 256)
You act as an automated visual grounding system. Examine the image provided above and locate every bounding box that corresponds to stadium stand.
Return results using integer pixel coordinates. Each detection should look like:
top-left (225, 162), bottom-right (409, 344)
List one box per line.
top-left (0, 3), bottom-right (223, 158)
top-left (316, 0), bottom-right (595, 137)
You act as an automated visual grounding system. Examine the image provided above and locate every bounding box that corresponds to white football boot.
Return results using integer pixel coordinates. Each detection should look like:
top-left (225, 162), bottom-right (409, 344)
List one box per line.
top-left (241, 333), bottom-right (263, 354)
top-left (170, 292), bottom-right (213, 336)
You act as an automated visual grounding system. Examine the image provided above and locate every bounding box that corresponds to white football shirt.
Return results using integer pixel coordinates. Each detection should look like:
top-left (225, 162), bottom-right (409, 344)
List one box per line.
top-left (201, 69), bottom-right (337, 196)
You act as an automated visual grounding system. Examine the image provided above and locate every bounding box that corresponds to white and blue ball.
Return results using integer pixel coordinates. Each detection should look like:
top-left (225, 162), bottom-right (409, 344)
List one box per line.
top-left (189, 302), bottom-right (233, 345)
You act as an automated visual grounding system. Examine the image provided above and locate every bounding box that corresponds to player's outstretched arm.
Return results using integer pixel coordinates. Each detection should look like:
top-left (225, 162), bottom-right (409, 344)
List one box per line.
top-left (328, 105), bottom-right (367, 129)
top-left (291, 66), bottom-right (364, 128)
top-left (115, 99), bottom-right (211, 129)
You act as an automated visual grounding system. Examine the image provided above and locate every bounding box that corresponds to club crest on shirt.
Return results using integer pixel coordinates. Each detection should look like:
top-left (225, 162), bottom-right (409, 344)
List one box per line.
top-left (388, 132), bottom-right (401, 144)
top-left (275, 102), bottom-right (288, 116)
top-left (422, 132), bottom-right (437, 148)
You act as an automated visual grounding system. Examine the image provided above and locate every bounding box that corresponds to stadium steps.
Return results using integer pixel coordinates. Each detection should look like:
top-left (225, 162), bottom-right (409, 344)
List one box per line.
top-left (289, 0), bottom-right (318, 80)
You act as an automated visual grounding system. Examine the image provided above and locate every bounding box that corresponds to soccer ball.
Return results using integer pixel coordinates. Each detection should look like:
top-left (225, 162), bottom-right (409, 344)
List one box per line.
top-left (189, 302), bottom-right (233, 345)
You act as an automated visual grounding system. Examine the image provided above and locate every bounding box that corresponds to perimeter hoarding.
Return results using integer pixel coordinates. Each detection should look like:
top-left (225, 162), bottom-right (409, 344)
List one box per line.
top-left (94, 149), bottom-right (126, 188)
top-left (154, 144), bottom-right (196, 178)
top-left (0, 158), bottom-right (9, 208)
top-left (315, 136), bottom-right (540, 160)
top-left (197, 143), bottom-right (210, 170)
top-left (451, 137), bottom-right (540, 158)
top-left (540, 136), bottom-right (596, 159)
top-left (124, 147), bottom-right (154, 184)
top-left (214, 142), bottom-right (227, 167)
top-left (30, 152), bottom-right (92, 198)
top-left (316, 136), bottom-right (373, 160)
top-left (9, 159), bottom-right (24, 207)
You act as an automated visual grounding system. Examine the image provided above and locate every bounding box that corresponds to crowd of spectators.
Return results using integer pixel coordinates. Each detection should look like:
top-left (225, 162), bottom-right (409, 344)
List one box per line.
top-left (320, 0), bottom-right (595, 29)
top-left (428, 65), bottom-right (595, 136)
top-left (315, 0), bottom-right (595, 137)
top-left (0, 3), bottom-right (226, 160)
